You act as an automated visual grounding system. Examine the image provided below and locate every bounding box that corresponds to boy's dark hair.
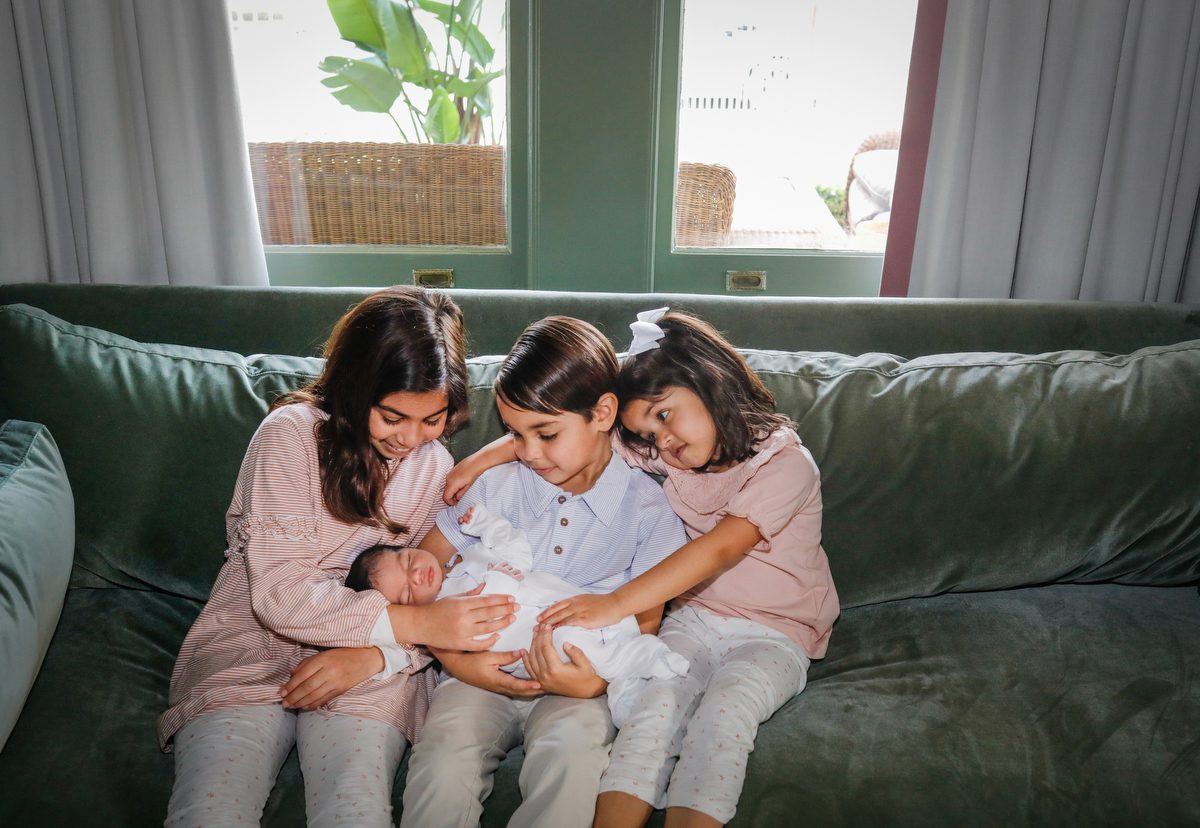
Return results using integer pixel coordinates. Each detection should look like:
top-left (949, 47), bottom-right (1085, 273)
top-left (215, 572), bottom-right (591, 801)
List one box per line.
top-left (495, 316), bottom-right (619, 420)
top-left (345, 544), bottom-right (405, 593)
top-left (617, 311), bottom-right (794, 470)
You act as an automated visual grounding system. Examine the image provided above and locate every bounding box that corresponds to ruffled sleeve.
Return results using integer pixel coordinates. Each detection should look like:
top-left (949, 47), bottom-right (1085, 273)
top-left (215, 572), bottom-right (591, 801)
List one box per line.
top-left (231, 409), bottom-right (391, 649)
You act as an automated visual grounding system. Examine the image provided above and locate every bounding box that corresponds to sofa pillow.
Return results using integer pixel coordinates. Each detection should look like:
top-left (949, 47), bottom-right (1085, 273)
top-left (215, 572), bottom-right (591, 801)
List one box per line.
top-left (743, 345), bottom-right (1200, 608)
top-left (0, 420), bottom-right (74, 749)
top-left (0, 304), bottom-right (508, 600)
top-left (0, 305), bottom-right (325, 599)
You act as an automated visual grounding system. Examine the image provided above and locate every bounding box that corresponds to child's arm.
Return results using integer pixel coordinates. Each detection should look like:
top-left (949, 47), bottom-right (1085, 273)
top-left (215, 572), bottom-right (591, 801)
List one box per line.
top-left (538, 514), bottom-right (762, 629)
top-left (444, 434), bottom-right (517, 505)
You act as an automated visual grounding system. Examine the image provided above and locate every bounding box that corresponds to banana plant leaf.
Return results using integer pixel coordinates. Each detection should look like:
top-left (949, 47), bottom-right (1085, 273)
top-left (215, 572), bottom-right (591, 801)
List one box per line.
top-left (319, 55), bottom-right (402, 112)
top-left (425, 87), bottom-right (461, 143)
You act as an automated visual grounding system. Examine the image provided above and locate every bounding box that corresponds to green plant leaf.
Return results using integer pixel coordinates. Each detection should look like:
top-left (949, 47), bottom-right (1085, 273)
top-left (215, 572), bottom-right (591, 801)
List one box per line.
top-left (413, 0), bottom-right (495, 65)
top-left (376, 0), bottom-right (431, 80)
top-left (327, 0), bottom-right (385, 50)
top-left (425, 87), bottom-right (461, 143)
top-left (445, 68), bottom-right (503, 100)
top-left (319, 55), bottom-right (402, 113)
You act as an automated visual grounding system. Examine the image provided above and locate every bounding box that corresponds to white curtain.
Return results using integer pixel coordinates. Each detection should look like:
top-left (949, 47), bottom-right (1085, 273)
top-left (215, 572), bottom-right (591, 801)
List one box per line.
top-left (0, 0), bottom-right (268, 286)
top-left (909, 0), bottom-right (1200, 302)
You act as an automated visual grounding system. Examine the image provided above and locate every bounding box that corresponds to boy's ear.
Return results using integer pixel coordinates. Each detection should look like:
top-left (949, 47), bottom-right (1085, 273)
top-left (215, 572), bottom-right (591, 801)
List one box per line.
top-left (591, 392), bottom-right (619, 431)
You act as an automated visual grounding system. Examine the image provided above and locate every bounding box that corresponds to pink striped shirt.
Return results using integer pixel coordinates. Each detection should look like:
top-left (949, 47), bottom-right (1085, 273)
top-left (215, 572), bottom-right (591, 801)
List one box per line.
top-left (157, 402), bottom-right (449, 750)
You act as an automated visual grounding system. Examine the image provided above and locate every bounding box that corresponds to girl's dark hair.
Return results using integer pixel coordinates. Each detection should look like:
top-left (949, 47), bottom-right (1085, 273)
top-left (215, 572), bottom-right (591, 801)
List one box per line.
top-left (273, 286), bottom-right (468, 533)
top-left (495, 316), bottom-right (619, 419)
top-left (616, 311), bottom-right (794, 470)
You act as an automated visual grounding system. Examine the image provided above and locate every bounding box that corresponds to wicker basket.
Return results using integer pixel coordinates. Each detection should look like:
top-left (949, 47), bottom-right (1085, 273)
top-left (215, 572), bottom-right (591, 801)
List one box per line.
top-left (674, 162), bottom-right (737, 247)
top-left (247, 142), bottom-right (507, 246)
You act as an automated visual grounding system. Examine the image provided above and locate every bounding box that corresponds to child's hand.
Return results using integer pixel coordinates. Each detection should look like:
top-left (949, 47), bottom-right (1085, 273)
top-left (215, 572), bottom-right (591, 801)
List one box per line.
top-left (280, 647), bottom-right (383, 710)
top-left (444, 461), bottom-right (481, 505)
top-left (538, 593), bottom-right (623, 630)
top-left (523, 624), bottom-right (606, 698)
top-left (457, 505), bottom-right (476, 525)
top-left (435, 648), bottom-right (544, 700)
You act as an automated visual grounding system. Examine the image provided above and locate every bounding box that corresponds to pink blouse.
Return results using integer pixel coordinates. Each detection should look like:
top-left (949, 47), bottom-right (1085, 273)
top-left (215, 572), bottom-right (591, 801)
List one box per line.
top-left (157, 402), bottom-right (449, 749)
top-left (616, 428), bottom-right (839, 658)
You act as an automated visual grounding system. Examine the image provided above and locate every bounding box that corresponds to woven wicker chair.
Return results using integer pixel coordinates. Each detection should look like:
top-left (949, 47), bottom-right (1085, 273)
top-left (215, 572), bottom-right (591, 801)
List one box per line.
top-left (247, 142), bottom-right (507, 246)
top-left (674, 162), bottom-right (737, 247)
top-left (844, 130), bottom-right (901, 230)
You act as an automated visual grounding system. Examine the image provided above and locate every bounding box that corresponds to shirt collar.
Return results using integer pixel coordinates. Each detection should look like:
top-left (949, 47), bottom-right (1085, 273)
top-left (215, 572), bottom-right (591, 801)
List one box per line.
top-left (516, 449), bottom-right (633, 526)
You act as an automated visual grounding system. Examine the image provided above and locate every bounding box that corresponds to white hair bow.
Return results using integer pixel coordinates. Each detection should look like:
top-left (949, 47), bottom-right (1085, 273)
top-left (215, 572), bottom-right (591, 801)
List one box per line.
top-left (627, 307), bottom-right (669, 356)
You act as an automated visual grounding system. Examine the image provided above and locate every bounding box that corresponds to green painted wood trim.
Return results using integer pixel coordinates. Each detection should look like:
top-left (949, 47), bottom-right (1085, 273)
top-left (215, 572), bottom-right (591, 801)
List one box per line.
top-left (527, 0), bottom-right (659, 292)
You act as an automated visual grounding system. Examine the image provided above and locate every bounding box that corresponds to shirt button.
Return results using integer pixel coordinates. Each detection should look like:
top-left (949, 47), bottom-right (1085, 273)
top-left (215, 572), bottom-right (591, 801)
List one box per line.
top-left (553, 545), bottom-right (563, 554)
top-left (557, 495), bottom-right (567, 504)
top-left (560, 517), bottom-right (569, 526)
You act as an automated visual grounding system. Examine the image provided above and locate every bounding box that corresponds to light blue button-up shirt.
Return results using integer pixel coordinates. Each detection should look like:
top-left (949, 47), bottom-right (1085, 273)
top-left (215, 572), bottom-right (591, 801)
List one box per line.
top-left (437, 452), bottom-right (686, 594)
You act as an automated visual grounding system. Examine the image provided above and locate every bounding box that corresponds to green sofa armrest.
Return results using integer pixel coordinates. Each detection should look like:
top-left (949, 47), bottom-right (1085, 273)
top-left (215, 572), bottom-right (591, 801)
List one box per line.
top-left (0, 420), bottom-right (74, 749)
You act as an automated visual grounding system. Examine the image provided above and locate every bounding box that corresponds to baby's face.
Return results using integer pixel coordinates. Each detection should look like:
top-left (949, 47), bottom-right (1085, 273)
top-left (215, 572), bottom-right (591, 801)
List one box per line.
top-left (371, 547), bottom-right (444, 606)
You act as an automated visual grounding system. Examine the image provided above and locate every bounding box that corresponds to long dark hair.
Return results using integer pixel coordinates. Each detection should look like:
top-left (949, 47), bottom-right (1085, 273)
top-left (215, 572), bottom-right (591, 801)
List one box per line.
top-left (274, 286), bottom-right (468, 532)
top-left (495, 316), bottom-right (619, 418)
top-left (616, 311), bottom-right (793, 470)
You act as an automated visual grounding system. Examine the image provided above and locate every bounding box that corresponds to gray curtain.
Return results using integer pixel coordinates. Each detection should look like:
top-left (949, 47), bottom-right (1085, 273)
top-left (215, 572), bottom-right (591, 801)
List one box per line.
top-left (1, 0), bottom-right (268, 286)
top-left (909, 0), bottom-right (1200, 302)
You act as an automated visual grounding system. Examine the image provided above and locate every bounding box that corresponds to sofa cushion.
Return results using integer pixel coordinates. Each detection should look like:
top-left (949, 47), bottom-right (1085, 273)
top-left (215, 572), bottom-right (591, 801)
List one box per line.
top-left (745, 584), bottom-right (1200, 825)
top-left (0, 420), bottom-right (74, 749)
top-left (742, 345), bottom-right (1200, 607)
top-left (0, 304), bottom-right (322, 599)
top-left (0, 580), bottom-right (1194, 825)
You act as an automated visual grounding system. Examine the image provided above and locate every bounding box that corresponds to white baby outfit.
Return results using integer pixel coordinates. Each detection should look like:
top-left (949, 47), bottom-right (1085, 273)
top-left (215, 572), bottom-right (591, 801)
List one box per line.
top-left (445, 505), bottom-right (688, 725)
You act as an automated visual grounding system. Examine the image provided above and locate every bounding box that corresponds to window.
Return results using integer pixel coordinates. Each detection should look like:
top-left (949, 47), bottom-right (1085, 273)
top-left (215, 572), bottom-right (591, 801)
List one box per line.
top-left (673, 0), bottom-right (918, 253)
top-left (227, 1), bottom-right (509, 249)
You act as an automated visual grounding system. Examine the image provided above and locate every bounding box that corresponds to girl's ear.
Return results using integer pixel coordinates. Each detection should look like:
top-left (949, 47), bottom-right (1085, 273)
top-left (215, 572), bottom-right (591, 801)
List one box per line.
top-left (591, 392), bottom-right (619, 431)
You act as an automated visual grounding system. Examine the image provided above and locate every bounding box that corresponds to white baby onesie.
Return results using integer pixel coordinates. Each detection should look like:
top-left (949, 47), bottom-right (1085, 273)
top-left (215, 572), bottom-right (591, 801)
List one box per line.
top-left (441, 505), bottom-right (688, 726)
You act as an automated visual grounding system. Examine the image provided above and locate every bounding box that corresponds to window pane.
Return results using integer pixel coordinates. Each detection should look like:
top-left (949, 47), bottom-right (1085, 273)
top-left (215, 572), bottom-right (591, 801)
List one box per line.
top-left (675, 0), bottom-right (917, 251)
top-left (228, 0), bottom-right (508, 247)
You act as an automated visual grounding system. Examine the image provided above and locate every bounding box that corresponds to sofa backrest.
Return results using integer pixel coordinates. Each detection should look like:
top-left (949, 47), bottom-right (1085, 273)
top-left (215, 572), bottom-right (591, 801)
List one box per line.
top-left (2, 297), bottom-right (1198, 610)
top-left (3, 283), bottom-right (1200, 359)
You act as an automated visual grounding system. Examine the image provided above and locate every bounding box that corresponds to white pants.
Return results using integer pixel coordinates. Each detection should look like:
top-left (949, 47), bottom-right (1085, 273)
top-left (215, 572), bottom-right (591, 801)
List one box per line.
top-left (599, 603), bottom-right (810, 824)
top-left (400, 678), bottom-right (616, 828)
top-left (166, 704), bottom-right (407, 828)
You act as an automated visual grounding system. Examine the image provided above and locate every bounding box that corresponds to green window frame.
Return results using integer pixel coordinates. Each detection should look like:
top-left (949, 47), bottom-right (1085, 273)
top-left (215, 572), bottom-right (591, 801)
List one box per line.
top-left (266, 0), bottom-right (883, 297)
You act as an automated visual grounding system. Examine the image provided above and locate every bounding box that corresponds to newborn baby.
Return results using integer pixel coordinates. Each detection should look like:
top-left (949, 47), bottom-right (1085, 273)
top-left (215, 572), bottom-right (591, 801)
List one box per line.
top-left (345, 505), bottom-right (688, 725)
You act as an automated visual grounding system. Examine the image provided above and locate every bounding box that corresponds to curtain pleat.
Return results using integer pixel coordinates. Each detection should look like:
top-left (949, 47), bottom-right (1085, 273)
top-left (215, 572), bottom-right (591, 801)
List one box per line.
top-left (0, 0), bottom-right (267, 286)
top-left (910, 0), bottom-right (1200, 302)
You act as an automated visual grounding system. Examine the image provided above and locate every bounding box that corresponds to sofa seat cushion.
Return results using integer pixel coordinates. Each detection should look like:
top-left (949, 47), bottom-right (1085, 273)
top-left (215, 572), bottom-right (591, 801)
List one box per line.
top-left (0, 421), bottom-right (74, 749)
top-left (749, 583), bottom-right (1200, 825)
top-left (0, 586), bottom-right (526, 826)
top-left (1, 583), bottom-right (1194, 826)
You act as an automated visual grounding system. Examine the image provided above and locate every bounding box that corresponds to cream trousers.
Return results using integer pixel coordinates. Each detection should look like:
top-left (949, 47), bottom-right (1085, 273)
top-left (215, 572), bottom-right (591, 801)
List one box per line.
top-left (400, 678), bottom-right (616, 828)
top-left (598, 603), bottom-right (810, 823)
top-left (166, 704), bottom-right (407, 827)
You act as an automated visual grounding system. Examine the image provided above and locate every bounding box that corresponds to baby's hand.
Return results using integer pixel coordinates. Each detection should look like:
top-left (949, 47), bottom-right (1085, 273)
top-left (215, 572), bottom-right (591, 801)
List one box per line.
top-left (457, 505), bottom-right (476, 526)
top-left (487, 561), bottom-right (525, 581)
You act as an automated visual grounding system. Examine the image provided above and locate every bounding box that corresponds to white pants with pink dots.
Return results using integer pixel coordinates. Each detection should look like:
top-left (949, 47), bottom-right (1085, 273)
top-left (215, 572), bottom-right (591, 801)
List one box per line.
top-left (598, 602), bottom-right (810, 824)
top-left (166, 704), bottom-right (407, 827)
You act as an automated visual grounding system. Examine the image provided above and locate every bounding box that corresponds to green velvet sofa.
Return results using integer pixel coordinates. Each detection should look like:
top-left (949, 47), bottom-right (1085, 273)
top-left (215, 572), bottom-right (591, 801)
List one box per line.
top-left (1, 283), bottom-right (1198, 827)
